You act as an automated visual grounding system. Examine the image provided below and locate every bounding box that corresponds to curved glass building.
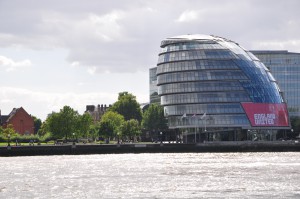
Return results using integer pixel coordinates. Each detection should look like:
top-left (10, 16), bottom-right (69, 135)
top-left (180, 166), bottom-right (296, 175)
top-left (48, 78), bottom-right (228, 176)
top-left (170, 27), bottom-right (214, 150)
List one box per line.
top-left (156, 35), bottom-right (290, 142)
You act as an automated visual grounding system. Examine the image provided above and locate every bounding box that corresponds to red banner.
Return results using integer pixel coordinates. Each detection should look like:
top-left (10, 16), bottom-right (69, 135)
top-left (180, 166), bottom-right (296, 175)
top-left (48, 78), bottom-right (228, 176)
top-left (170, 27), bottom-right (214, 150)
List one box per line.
top-left (241, 103), bottom-right (289, 127)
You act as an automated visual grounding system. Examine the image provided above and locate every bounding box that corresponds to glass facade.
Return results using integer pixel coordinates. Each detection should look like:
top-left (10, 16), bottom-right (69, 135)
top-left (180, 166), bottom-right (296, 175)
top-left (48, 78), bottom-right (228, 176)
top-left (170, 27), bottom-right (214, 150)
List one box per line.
top-left (149, 67), bottom-right (160, 104)
top-left (153, 35), bottom-right (290, 142)
top-left (251, 51), bottom-right (300, 117)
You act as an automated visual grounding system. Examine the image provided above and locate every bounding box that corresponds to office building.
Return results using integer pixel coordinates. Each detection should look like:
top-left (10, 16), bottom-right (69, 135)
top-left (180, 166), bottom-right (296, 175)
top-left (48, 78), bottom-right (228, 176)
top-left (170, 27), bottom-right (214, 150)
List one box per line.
top-left (251, 50), bottom-right (300, 117)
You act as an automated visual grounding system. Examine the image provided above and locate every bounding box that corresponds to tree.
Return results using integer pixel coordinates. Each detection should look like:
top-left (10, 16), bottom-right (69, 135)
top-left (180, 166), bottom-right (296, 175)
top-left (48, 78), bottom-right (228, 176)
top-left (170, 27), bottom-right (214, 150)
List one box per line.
top-left (59, 106), bottom-right (79, 139)
top-left (128, 119), bottom-right (141, 139)
top-left (38, 119), bottom-right (55, 137)
top-left (32, 116), bottom-right (42, 135)
top-left (1, 124), bottom-right (17, 138)
top-left (110, 92), bottom-right (142, 122)
top-left (101, 111), bottom-right (125, 138)
top-left (88, 124), bottom-right (99, 141)
top-left (98, 120), bottom-right (114, 141)
top-left (120, 119), bottom-right (141, 142)
top-left (142, 104), bottom-right (168, 132)
top-left (44, 106), bottom-right (79, 139)
top-left (0, 126), bottom-right (3, 142)
top-left (44, 112), bottom-right (63, 139)
top-left (76, 113), bottom-right (93, 138)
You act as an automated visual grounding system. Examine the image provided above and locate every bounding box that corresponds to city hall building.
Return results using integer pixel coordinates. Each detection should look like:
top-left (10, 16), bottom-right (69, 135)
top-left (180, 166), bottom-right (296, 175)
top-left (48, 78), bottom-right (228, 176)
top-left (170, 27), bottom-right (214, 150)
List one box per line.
top-left (151, 34), bottom-right (290, 142)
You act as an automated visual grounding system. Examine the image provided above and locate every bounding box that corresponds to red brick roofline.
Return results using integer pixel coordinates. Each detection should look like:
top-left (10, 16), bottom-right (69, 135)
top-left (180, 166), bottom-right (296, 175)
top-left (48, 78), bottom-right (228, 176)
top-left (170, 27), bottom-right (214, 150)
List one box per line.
top-left (1, 107), bottom-right (34, 135)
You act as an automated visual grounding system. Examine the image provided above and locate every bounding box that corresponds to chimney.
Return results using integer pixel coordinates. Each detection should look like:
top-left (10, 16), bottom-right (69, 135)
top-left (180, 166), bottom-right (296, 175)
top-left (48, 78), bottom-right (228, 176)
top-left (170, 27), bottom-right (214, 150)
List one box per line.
top-left (86, 105), bottom-right (95, 112)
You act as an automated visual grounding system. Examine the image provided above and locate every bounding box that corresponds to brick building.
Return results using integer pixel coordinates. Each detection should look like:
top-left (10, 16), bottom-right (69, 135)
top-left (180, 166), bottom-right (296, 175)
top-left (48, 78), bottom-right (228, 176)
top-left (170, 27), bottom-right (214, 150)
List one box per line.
top-left (0, 107), bottom-right (34, 135)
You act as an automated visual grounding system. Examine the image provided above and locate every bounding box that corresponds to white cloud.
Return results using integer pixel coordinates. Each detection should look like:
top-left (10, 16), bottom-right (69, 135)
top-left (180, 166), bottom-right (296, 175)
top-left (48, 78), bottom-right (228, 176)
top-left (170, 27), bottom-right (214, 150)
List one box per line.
top-left (0, 0), bottom-right (300, 121)
top-left (1, 0), bottom-right (298, 74)
top-left (71, 61), bottom-right (80, 67)
top-left (87, 66), bottom-right (97, 75)
top-left (87, 11), bottom-right (124, 42)
top-left (176, 10), bottom-right (200, 23)
top-left (0, 86), bottom-right (118, 121)
top-left (0, 55), bottom-right (32, 72)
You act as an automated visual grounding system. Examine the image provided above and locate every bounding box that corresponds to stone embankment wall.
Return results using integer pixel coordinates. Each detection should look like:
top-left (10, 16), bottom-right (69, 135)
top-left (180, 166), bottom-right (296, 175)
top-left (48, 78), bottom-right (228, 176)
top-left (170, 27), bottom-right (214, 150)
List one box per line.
top-left (1, 142), bottom-right (300, 156)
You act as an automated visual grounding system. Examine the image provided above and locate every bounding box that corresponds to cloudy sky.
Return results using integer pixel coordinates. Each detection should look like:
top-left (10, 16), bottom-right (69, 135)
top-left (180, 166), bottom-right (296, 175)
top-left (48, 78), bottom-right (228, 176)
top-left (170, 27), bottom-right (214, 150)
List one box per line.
top-left (0, 0), bottom-right (299, 120)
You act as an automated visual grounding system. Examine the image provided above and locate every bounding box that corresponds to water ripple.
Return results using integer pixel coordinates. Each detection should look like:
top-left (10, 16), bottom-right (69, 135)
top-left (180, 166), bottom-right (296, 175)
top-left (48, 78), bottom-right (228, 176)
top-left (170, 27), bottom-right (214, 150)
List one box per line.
top-left (0, 152), bottom-right (300, 198)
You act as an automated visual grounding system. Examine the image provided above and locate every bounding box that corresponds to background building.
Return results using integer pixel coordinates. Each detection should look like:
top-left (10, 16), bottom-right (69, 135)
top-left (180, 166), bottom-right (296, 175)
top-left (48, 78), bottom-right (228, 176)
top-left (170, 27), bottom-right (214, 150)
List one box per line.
top-left (149, 67), bottom-right (160, 104)
top-left (154, 34), bottom-right (290, 142)
top-left (85, 104), bottom-right (111, 123)
top-left (0, 107), bottom-right (34, 135)
top-left (251, 50), bottom-right (300, 117)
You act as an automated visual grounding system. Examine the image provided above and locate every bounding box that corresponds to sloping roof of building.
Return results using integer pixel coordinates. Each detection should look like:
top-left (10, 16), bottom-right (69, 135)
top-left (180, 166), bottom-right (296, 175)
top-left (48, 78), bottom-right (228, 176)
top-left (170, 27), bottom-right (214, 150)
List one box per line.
top-left (5, 108), bottom-right (19, 123)
top-left (1, 107), bottom-right (30, 124)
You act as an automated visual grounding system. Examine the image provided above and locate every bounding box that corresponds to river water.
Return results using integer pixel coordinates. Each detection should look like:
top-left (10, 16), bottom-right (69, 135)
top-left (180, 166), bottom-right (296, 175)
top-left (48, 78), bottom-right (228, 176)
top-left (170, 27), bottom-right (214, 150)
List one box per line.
top-left (0, 153), bottom-right (300, 198)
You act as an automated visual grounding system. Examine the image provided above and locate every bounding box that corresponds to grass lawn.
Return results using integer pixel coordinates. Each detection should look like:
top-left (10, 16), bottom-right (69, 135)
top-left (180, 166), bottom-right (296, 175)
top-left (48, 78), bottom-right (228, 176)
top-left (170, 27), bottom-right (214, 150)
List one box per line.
top-left (0, 142), bottom-right (9, 147)
top-left (0, 141), bottom-right (158, 147)
top-left (0, 141), bottom-right (56, 146)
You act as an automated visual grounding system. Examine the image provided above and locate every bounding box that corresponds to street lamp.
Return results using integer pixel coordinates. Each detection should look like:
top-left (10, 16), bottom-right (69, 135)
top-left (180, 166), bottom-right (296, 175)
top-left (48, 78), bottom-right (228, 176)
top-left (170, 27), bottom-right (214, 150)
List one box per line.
top-left (72, 133), bottom-right (75, 145)
top-left (7, 133), bottom-right (11, 147)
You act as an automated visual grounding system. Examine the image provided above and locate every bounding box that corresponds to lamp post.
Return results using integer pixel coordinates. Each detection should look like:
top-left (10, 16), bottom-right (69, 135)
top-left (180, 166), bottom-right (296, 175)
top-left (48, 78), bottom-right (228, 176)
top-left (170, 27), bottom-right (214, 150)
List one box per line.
top-left (7, 133), bottom-right (11, 147)
top-left (72, 133), bottom-right (75, 145)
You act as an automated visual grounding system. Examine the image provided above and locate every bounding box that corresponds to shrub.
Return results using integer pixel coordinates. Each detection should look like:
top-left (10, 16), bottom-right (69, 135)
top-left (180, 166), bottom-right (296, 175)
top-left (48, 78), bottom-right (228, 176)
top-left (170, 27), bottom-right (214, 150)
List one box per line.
top-left (12, 134), bottom-right (40, 143)
top-left (0, 134), bottom-right (5, 142)
top-left (40, 132), bottom-right (53, 142)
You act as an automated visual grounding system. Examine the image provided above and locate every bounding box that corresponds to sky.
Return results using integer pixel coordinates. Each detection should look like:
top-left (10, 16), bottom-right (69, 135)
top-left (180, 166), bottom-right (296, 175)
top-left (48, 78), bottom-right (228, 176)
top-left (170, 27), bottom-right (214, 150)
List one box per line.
top-left (0, 0), bottom-right (300, 121)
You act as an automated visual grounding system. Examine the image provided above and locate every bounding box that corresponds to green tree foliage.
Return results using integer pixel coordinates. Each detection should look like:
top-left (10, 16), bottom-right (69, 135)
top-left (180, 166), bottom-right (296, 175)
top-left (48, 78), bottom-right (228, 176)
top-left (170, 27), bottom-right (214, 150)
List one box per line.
top-left (32, 116), bottom-right (42, 135)
top-left (101, 111), bottom-right (125, 138)
top-left (59, 106), bottom-right (79, 139)
top-left (76, 113), bottom-right (93, 138)
top-left (110, 92), bottom-right (142, 122)
top-left (142, 104), bottom-right (168, 132)
top-left (121, 119), bottom-right (141, 141)
top-left (88, 124), bottom-right (98, 141)
top-left (98, 120), bottom-right (114, 139)
top-left (45, 112), bottom-right (64, 139)
top-left (38, 121), bottom-right (50, 137)
top-left (44, 106), bottom-right (79, 139)
top-left (1, 124), bottom-right (17, 138)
